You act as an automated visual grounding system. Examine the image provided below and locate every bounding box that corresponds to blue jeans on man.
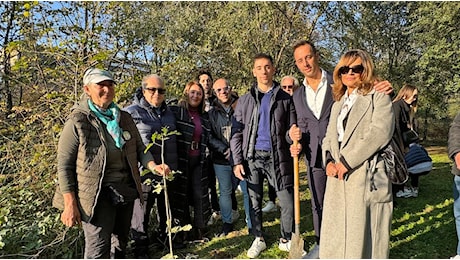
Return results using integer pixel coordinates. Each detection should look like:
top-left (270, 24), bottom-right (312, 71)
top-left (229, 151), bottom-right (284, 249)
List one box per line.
top-left (246, 150), bottom-right (293, 240)
top-left (214, 164), bottom-right (234, 224)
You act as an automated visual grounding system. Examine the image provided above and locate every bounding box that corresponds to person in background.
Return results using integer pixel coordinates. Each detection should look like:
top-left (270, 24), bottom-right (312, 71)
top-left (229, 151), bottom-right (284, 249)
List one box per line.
top-left (208, 78), bottom-right (251, 236)
top-left (280, 75), bottom-right (300, 96)
top-left (319, 49), bottom-right (394, 258)
top-left (53, 68), bottom-right (168, 258)
top-left (392, 84), bottom-right (419, 198)
top-left (230, 53), bottom-right (297, 258)
top-left (124, 74), bottom-right (180, 256)
top-left (403, 139), bottom-right (432, 198)
top-left (170, 80), bottom-right (211, 241)
top-left (197, 70), bottom-right (221, 225)
top-left (288, 40), bottom-right (393, 258)
top-left (448, 112), bottom-right (460, 259)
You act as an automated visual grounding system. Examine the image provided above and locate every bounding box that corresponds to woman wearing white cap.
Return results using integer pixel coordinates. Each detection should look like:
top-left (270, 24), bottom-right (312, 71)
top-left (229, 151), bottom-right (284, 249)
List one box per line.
top-left (53, 68), bottom-right (169, 258)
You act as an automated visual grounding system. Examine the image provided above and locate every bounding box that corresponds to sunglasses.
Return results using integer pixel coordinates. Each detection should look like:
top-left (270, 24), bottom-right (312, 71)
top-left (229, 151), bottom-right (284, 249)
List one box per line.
top-left (214, 86), bottom-right (230, 93)
top-left (338, 65), bottom-right (364, 75)
top-left (144, 87), bottom-right (166, 95)
top-left (282, 85), bottom-right (294, 90)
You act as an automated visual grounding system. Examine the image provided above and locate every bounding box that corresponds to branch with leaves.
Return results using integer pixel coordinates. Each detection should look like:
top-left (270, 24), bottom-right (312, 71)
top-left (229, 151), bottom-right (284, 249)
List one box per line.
top-left (143, 126), bottom-right (191, 259)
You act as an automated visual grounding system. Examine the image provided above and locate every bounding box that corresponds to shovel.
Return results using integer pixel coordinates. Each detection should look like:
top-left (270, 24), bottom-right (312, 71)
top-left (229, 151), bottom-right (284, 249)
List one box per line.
top-left (289, 140), bottom-right (305, 259)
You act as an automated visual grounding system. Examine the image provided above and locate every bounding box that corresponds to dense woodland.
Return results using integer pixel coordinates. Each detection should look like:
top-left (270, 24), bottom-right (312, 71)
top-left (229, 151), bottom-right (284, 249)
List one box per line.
top-left (0, 1), bottom-right (459, 258)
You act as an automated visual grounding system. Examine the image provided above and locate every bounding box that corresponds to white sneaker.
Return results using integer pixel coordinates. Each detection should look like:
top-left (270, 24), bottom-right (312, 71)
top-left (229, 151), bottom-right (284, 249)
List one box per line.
top-left (207, 211), bottom-right (221, 226)
top-left (278, 238), bottom-right (291, 252)
top-left (247, 237), bottom-right (266, 258)
top-left (262, 201), bottom-right (277, 213)
top-left (412, 187), bottom-right (419, 197)
top-left (396, 187), bottom-right (413, 198)
top-left (451, 255), bottom-right (460, 259)
top-left (231, 209), bottom-right (240, 223)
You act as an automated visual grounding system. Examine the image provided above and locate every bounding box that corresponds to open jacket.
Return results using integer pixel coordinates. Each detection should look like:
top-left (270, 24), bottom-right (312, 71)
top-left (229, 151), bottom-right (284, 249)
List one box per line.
top-left (230, 82), bottom-right (296, 191)
top-left (53, 95), bottom-right (152, 222)
top-left (292, 72), bottom-right (334, 167)
top-left (208, 96), bottom-right (238, 165)
top-left (320, 90), bottom-right (394, 258)
top-left (169, 104), bottom-right (211, 225)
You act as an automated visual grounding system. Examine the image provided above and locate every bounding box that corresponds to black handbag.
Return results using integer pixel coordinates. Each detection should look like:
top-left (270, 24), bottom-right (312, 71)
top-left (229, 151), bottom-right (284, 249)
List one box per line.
top-left (106, 183), bottom-right (139, 205)
top-left (402, 129), bottom-right (419, 146)
top-left (380, 138), bottom-right (409, 185)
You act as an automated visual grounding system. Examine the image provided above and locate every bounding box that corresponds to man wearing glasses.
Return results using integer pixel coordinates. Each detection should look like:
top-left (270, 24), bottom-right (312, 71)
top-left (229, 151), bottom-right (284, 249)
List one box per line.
top-left (280, 75), bottom-right (300, 96)
top-left (124, 74), bottom-right (180, 257)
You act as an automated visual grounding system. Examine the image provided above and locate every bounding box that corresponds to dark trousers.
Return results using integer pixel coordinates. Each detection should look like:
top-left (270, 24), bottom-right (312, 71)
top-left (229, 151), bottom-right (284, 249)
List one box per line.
top-left (82, 190), bottom-right (134, 258)
top-left (246, 150), bottom-right (294, 240)
top-left (268, 182), bottom-right (277, 202)
top-left (144, 188), bottom-right (166, 235)
top-left (306, 165), bottom-right (327, 244)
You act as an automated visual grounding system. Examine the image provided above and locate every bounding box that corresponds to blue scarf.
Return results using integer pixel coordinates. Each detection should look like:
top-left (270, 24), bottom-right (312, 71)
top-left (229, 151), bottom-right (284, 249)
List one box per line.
top-left (88, 100), bottom-right (125, 149)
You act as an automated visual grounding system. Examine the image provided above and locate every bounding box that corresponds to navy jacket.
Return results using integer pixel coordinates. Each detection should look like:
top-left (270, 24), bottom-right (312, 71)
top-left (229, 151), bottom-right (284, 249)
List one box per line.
top-left (292, 73), bottom-right (334, 168)
top-left (124, 88), bottom-right (178, 182)
top-left (230, 82), bottom-right (296, 191)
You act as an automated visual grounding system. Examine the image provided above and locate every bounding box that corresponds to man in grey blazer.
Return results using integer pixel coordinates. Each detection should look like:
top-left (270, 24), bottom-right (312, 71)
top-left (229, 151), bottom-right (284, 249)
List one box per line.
top-left (289, 40), bottom-right (393, 258)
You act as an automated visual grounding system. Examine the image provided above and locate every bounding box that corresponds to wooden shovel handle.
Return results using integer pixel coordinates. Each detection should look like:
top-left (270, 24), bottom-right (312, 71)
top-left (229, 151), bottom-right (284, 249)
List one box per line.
top-left (293, 140), bottom-right (301, 227)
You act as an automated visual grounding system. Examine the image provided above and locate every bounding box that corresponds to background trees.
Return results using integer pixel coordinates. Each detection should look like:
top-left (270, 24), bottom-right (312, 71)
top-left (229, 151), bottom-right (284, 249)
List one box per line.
top-left (0, 1), bottom-right (459, 258)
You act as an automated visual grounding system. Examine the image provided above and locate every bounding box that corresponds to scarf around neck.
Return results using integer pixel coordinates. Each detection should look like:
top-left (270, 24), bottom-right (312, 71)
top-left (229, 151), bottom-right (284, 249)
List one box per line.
top-left (87, 100), bottom-right (125, 149)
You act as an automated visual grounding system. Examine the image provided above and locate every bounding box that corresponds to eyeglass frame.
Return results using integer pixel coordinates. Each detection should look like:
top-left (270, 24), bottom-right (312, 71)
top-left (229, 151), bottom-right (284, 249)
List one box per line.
top-left (143, 87), bottom-right (166, 95)
top-left (214, 86), bottom-right (230, 94)
top-left (282, 85), bottom-right (294, 90)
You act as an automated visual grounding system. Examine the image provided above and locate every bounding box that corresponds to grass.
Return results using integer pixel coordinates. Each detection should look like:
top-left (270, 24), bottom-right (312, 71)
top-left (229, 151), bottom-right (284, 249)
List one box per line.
top-left (138, 145), bottom-right (457, 259)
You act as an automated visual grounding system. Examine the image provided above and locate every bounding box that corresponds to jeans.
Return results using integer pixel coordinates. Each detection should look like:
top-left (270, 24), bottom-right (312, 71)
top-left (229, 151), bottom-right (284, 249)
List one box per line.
top-left (247, 150), bottom-right (294, 240)
top-left (236, 178), bottom-right (252, 229)
top-left (231, 174), bottom-right (252, 229)
top-left (453, 175), bottom-right (460, 255)
top-left (214, 164), bottom-right (233, 224)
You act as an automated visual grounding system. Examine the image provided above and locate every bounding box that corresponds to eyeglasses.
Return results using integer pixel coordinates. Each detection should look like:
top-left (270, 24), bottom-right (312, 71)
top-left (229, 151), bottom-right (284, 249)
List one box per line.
top-left (338, 65), bottom-right (364, 75)
top-left (282, 85), bottom-right (294, 90)
top-left (214, 86), bottom-right (230, 93)
top-left (144, 87), bottom-right (166, 95)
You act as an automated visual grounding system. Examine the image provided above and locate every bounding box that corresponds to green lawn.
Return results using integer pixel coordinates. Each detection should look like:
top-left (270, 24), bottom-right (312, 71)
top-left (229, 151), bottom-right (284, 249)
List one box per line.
top-left (143, 146), bottom-right (457, 259)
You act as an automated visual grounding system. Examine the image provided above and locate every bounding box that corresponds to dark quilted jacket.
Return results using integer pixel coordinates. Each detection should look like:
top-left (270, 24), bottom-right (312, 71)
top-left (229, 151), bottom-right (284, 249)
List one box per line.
top-left (53, 95), bottom-right (152, 222)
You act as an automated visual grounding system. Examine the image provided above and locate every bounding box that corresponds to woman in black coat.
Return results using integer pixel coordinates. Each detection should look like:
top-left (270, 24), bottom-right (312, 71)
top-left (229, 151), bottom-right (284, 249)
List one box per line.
top-left (170, 80), bottom-right (211, 241)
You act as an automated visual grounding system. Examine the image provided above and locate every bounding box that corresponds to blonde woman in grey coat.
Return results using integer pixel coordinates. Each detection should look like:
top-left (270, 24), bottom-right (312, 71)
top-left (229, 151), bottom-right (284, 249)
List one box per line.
top-left (320, 49), bottom-right (395, 258)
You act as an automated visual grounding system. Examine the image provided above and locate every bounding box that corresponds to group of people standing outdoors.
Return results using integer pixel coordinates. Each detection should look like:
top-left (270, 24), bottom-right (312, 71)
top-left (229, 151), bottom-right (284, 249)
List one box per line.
top-left (54, 39), bottom-right (435, 259)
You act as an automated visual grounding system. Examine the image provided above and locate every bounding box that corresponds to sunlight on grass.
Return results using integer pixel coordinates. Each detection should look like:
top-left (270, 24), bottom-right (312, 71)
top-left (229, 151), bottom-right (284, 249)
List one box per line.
top-left (391, 198), bottom-right (454, 249)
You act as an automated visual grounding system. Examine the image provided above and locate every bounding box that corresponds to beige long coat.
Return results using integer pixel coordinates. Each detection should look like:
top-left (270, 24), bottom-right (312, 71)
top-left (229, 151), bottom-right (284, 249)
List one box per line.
top-left (320, 90), bottom-right (394, 258)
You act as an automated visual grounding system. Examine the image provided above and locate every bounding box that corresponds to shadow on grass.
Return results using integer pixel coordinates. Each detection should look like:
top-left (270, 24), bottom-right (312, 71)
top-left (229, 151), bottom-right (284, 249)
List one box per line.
top-left (142, 153), bottom-right (458, 259)
top-left (390, 161), bottom-right (456, 259)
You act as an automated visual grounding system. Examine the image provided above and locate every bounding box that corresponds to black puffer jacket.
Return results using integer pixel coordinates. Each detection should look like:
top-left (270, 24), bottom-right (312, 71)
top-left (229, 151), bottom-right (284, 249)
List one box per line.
top-left (230, 82), bottom-right (297, 191)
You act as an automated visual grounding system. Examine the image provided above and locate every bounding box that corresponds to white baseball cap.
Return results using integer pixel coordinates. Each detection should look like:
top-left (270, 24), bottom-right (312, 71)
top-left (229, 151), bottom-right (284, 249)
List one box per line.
top-left (83, 68), bottom-right (115, 85)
